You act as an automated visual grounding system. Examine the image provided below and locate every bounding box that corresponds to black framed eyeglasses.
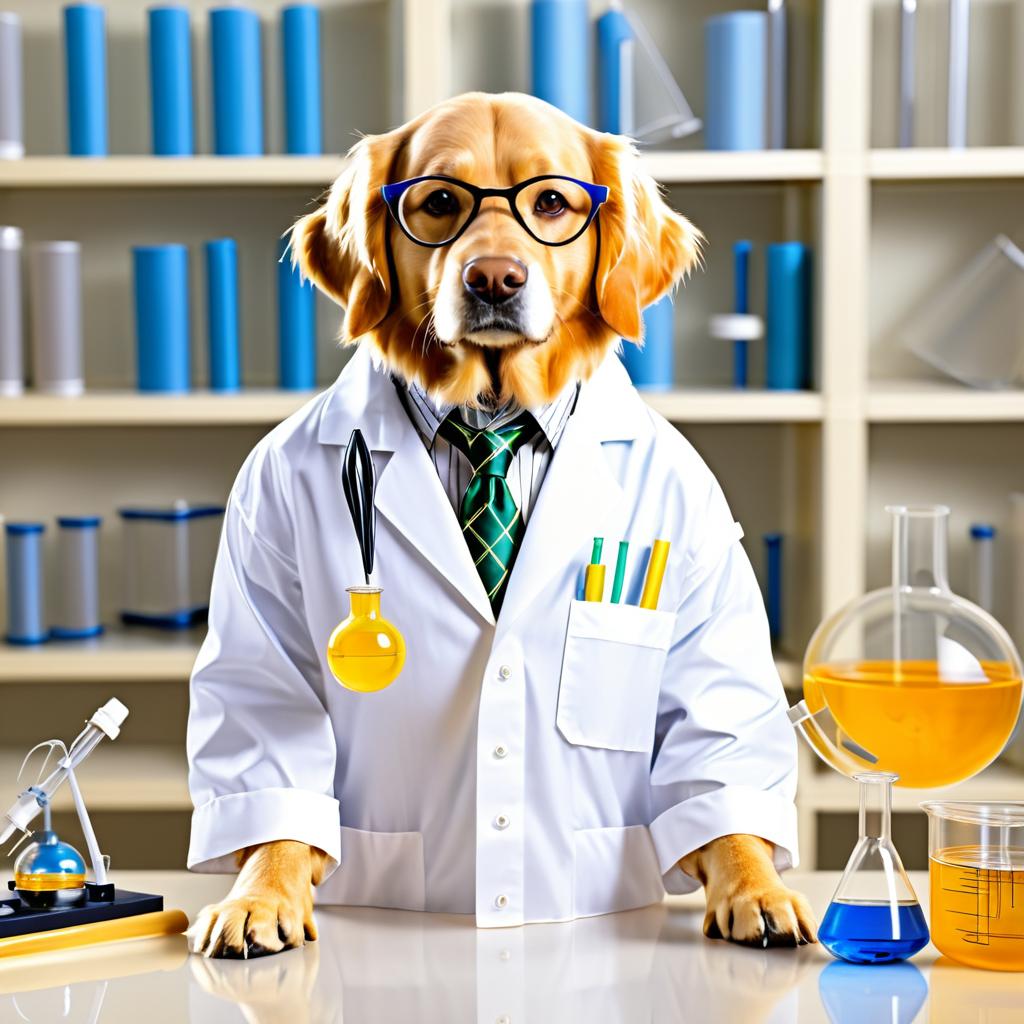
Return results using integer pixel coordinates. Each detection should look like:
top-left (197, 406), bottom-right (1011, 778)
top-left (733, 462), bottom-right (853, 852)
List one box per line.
top-left (380, 174), bottom-right (610, 249)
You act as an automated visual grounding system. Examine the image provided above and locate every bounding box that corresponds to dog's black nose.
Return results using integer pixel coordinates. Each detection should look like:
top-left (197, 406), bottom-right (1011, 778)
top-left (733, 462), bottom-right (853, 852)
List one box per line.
top-left (462, 256), bottom-right (527, 305)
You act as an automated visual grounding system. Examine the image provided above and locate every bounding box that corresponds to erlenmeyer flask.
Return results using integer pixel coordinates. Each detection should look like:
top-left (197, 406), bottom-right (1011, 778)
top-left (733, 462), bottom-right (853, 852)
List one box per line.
top-left (819, 772), bottom-right (929, 964)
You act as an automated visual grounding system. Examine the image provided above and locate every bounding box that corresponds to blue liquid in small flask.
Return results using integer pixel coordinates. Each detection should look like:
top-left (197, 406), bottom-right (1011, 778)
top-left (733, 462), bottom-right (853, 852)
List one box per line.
top-left (819, 772), bottom-right (929, 965)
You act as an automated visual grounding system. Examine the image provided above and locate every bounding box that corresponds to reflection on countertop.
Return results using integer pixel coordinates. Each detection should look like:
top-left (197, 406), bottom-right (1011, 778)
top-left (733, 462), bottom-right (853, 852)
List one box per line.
top-left (0, 872), bottom-right (1021, 1024)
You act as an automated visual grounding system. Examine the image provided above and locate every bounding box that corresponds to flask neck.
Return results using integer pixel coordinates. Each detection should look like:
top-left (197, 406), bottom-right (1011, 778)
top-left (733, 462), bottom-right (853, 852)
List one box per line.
top-left (856, 772), bottom-right (896, 842)
top-left (889, 505), bottom-right (950, 592)
top-left (347, 587), bottom-right (382, 618)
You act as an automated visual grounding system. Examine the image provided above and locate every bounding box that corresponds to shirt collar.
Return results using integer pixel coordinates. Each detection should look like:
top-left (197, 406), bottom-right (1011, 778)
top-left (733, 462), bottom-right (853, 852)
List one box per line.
top-left (398, 376), bottom-right (579, 451)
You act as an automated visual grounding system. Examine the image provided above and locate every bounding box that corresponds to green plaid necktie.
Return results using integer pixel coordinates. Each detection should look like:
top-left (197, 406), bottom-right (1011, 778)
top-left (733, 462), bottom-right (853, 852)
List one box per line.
top-left (439, 410), bottom-right (538, 614)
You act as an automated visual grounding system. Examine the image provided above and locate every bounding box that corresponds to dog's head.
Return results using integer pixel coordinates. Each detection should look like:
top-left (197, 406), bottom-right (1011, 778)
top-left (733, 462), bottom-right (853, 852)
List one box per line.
top-left (292, 92), bottom-right (701, 408)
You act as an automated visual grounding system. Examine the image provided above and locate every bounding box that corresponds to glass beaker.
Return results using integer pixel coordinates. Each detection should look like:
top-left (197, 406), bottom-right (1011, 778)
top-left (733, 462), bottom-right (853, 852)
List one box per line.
top-left (791, 505), bottom-right (1023, 788)
top-left (819, 772), bottom-right (929, 964)
top-left (921, 800), bottom-right (1024, 972)
top-left (326, 587), bottom-right (405, 693)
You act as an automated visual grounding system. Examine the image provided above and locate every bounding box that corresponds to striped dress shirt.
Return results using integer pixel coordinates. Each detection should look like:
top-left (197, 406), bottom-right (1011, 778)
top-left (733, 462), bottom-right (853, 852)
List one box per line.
top-left (396, 378), bottom-right (579, 524)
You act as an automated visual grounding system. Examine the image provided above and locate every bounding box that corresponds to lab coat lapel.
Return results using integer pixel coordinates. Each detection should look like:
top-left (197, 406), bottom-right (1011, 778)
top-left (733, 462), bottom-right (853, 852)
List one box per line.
top-left (319, 348), bottom-right (495, 626)
top-left (497, 357), bottom-right (640, 632)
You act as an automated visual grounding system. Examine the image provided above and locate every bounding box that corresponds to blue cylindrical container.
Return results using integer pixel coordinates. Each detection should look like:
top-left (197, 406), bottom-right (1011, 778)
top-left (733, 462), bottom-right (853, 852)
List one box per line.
top-left (205, 238), bottom-right (240, 392)
top-left (531, 0), bottom-right (589, 125)
top-left (210, 6), bottom-right (264, 156)
top-left (763, 532), bottom-right (783, 643)
top-left (733, 239), bottom-right (752, 388)
top-left (704, 12), bottom-right (767, 151)
top-left (621, 294), bottom-right (674, 391)
top-left (596, 5), bottom-right (634, 134)
top-left (277, 238), bottom-right (316, 389)
top-left (64, 4), bottom-right (108, 156)
top-left (766, 241), bottom-right (811, 390)
top-left (282, 4), bottom-right (322, 155)
top-left (5, 523), bottom-right (47, 645)
top-left (133, 244), bottom-right (190, 392)
top-left (52, 516), bottom-right (102, 640)
top-left (148, 6), bottom-right (194, 156)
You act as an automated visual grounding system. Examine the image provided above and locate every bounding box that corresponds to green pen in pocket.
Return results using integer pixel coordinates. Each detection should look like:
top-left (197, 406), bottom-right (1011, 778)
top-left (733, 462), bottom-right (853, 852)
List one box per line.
top-left (610, 540), bottom-right (629, 603)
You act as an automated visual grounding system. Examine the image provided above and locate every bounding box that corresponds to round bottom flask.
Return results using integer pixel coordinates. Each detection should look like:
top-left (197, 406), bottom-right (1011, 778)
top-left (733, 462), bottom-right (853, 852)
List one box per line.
top-left (326, 586), bottom-right (405, 693)
top-left (13, 830), bottom-right (87, 910)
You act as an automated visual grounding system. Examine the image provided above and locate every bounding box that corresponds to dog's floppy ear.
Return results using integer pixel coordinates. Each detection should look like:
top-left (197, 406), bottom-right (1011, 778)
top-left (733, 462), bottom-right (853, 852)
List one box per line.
top-left (289, 129), bottom-right (405, 341)
top-left (588, 132), bottom-right (702, 342)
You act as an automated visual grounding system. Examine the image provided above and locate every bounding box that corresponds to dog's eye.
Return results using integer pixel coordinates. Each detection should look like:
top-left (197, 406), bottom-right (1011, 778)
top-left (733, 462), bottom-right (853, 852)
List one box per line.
top-left (534, 190), bottom-right (568, 216)
top-left (423, 189), bottom-right (460, 217)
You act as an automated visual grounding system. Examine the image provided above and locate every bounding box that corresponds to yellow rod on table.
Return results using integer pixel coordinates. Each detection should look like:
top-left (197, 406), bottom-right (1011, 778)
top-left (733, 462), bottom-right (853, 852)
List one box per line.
top-left (639, 539), bottom-right (670, 610)
top-left (584, 563), bottom-right (606, 602)
top-left (0, 909), bottom-right (189, 960)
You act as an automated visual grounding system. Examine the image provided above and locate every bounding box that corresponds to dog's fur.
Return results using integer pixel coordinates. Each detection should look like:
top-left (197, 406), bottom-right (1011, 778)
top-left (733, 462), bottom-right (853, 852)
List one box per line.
top-left (188, 93), bottom-right (816, 957)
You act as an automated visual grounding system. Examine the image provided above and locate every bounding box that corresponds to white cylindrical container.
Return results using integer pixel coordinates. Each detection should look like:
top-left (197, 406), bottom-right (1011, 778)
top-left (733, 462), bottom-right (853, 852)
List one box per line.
top-left (119, 503), bottom-right (224, 628)
top-left (52, 516), bottom-right (103, 639)
top-left (29, 241), bottom-right (84, 396)
top-left (0, 226), bottom-right (23, 395)
top-left (968, 523), bottom-right (995, 614)
top-left (0, 13), bottom-right (24, 158)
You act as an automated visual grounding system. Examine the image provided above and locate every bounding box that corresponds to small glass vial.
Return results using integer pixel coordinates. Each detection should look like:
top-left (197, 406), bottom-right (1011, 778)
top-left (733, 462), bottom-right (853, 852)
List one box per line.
top-left (326, 587), bottom-right (405, 692)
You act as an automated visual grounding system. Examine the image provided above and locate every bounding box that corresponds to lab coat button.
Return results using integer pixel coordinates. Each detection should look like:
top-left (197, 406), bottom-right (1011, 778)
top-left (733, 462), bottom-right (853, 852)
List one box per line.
top-left (498, 665), bottom-right (511, 679)
top-left (494, 893), bottom-right (509, 909)
top-left (497, 1016), bottom-right (511, 1024)
top-left (494, 814), bottom-right (510, 830)
top-left (493, 744), bottom-right (508, 759)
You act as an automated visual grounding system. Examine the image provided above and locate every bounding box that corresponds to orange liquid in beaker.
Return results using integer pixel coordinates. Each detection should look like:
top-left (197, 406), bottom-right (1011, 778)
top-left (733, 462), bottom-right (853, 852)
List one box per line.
top-left (930, 846), bottom-right (1024, 972)
top-left (804, 661), bottom-right (1022, 788)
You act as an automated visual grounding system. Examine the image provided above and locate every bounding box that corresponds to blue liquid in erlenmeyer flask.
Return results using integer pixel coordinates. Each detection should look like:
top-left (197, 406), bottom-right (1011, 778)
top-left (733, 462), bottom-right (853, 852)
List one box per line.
top-left (819, 900), bottom-right (930, 964)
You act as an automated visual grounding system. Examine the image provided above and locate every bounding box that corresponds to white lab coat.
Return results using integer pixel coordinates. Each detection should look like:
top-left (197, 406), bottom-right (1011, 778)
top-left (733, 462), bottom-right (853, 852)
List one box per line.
top-left (187, 345), bottom-right (799, 928)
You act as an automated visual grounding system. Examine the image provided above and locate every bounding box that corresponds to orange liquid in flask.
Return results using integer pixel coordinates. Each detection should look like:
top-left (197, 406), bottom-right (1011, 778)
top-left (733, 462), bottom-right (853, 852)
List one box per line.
top-left (803, 660), bottom-right (1022, 788)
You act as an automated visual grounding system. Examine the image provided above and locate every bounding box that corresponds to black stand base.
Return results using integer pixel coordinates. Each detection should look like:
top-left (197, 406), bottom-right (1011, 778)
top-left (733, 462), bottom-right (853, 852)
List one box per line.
top-left (0, 887), bottom-right (163, 940)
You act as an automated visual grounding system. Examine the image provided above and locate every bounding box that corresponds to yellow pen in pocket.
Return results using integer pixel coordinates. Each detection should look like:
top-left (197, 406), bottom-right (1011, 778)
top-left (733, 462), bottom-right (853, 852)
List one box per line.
top-left (584, 537), bottom-right (606, 602)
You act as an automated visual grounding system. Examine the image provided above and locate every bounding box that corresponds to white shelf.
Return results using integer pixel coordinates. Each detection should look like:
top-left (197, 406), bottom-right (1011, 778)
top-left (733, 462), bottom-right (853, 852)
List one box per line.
top-left (0, 155), bottom-right (348, 189)
top-left (0, 628), bottom-right (204, 684)
top-left (799, 762), bottom-right (1024, 812)
top-left (0, 390), bottom-right (318, 427)
top-left (640, 149), bottom-right (823, 184)
top-left (870, 147), bottom-right (1024, 181)
top-left (867, 381), bottom-right (1024, 422)
top-left (646, 389), bottom-right (823, 423)
top-left (0, 388), bottom-right (822, 427)
top-left (0, 744), bottom-right (189, 811)
top-left (0, 150), bottom-right (824, 190)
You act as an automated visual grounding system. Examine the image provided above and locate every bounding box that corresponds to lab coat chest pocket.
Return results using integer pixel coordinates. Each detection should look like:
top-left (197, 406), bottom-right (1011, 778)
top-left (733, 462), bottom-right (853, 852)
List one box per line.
top-left (556, 600), bottom-right (676, 753)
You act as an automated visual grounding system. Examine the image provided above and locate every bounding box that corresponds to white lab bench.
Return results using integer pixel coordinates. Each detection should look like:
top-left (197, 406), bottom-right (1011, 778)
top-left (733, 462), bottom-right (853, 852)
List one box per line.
top-left (0, 870), bottom-right (1019, 1023)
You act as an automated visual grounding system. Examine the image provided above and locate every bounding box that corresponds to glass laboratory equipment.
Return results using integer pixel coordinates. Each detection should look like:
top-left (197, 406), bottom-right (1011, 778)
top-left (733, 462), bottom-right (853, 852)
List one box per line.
top-left (921, 800), bottom-right (1024, 971)
top-left (901, 234), bottom-right (1024, 389)
top-left (791, 504), bottom-right (1023, 789)
top-left (12, 830), bottom-right (87, 910)
top-left (326, 586), bottom-right (405, 693)
top-left (818, 772), bottom-right (929, 964)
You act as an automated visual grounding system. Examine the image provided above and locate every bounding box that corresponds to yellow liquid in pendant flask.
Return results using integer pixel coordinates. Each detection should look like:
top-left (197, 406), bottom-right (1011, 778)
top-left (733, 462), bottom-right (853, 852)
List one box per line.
top-left (327, 587), bottom-right (406, 693)
top-left (804, 661), bottom-right (1022, 788)
top-left (930, 847), bottom-right (1024, 971)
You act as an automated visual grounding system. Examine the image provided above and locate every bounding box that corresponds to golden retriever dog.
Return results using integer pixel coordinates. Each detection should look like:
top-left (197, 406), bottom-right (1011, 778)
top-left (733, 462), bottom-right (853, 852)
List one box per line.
top-left (188, 92), bottom-right (815, 958)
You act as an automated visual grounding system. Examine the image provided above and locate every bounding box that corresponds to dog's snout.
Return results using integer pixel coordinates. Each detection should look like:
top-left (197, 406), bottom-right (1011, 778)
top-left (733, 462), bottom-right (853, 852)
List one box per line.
top-left (462, 256), bottom-right (528, 306)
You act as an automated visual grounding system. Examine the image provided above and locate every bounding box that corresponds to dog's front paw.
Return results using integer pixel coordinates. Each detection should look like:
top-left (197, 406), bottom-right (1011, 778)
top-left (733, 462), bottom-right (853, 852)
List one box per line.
top-left (187, 893), bottom-right (317, 959)
top-left (703, 882), bottom-right (817, 949)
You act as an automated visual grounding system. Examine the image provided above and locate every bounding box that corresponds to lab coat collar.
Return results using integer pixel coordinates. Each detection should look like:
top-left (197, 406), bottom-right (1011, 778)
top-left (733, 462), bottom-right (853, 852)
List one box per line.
top-left (316, 346), bottom-right (653, 630)
top-left (318, 346), bottom-right (496, 624)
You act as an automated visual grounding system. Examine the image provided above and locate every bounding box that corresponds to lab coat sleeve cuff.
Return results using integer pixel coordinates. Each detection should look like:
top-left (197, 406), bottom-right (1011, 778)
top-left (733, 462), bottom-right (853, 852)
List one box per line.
top-left (649, 785), bottom-right (799, 895)
top-left (188, 787), bottom-right (342, 881)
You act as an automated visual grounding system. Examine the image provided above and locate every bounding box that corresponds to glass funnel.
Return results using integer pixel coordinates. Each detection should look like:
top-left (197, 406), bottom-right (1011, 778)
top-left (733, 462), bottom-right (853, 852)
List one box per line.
top-left (791, 505), bottom-right (1023, 788)
top-left (819, 772), bottom-right (929, 964)
top-left (326, 587), bottom-right (405, 693)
